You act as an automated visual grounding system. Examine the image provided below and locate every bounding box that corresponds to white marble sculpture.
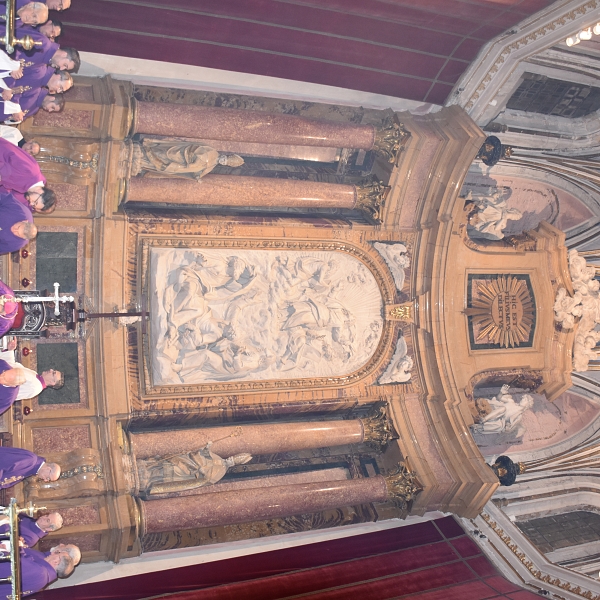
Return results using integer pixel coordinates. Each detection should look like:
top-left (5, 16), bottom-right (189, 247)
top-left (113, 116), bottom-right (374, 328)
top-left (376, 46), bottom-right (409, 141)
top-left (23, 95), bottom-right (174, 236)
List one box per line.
top-left (150, 248), bottom-right (384, 385)
top-left (378, 335), bottom-right (413, 384)
top-left (373, 242), bottom-right (410, 292)
top-left (554, 249), bottom-right (600, 372)
top-left (465, 189), bottom-right (523, 241)
top-left (471, 385), bottom-right (534, 436)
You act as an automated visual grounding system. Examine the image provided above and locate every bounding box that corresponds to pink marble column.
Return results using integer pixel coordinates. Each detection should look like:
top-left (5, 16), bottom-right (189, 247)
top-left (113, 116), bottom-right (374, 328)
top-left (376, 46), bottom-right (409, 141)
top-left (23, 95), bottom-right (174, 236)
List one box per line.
top-left (126, 175), bottom-right (356, 209)
top-left (130, 420), bottom-right (364, 460)
top-left (134, 101), bottom-right (376, 150)
top-left (139, 476), bottom-right (389, 534)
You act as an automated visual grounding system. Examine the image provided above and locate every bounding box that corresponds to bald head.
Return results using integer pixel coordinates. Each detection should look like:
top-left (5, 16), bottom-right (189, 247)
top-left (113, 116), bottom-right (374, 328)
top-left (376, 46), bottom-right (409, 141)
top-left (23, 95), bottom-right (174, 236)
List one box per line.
top-left (51, 543), bottom-right (81, 566)
top-left (37, 512), bottom-right (63, 532)
top-left (37, 462), bottom-right (61, 482)
top-left (11, 221), bottom-right (37, 240)
top-left (17, 2), bottom-right (48, 25)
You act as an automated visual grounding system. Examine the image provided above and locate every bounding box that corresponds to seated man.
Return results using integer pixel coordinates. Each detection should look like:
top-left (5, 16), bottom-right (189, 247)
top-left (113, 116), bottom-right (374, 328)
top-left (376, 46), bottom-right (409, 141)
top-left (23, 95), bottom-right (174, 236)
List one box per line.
top-left (1, 338), bottom-right (63, 399)
top-left (14, 0), bottom-right (70, 10)
top-left (0, 137), bottom-right (52, 198)
top-left (0, 512), bottom-right (63, 548)
top-left (47, 542), bottom-right (80, 565)
top-left (2, 64), bottom-right (73, 99)
top-left (0, 359), bottom-right (26, 414)
top-left (38, 18), bottom-right (63, 42)
top-left (0, 189), bottom-right (37, 254)
top-left (0, 546), bottom-right (73, 597)
top-left (0, 278), bottom-right (18, 337)
top-left (0, 446), bottom-right (60, 489)
top-left (0, 125), bottom-right (39, 155)
top-left (4, 91), bottom-right (64, 124)
top-left (15, 2), bottom-right (49, 26)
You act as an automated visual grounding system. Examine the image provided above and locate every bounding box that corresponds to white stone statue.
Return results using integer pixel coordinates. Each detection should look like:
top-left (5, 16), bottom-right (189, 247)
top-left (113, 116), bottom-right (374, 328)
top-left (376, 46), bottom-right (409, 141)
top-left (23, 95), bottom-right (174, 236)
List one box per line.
top-left (465, 189), bottom-right (523, 241)
top-left (378, 335), bottom-right (413, 384)
top-left (373, 242), bottom-right (410, 292)
top-left (555, 250), bottom-right (600, 372)
top-left (471, 385), bottom-right (534, 436)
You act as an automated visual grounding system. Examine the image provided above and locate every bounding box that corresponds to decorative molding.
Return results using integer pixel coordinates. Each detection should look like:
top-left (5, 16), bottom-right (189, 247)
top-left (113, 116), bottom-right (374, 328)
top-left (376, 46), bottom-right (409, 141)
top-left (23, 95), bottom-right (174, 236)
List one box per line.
top-left (461, 502), bottom-right (600, 600)
top-left (448, 0), bottom-right (600, 124)
top-left (137, 236), bottom-right (396, 398)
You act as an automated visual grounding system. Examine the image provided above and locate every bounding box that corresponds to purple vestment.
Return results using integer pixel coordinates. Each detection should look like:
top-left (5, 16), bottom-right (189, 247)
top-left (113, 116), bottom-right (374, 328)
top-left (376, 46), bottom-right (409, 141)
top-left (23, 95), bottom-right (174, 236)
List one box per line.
top-left (0, 189), bottom-right (33, 254)
top-left (15, 25), bottom-right (59, 66)
top-left (0, 446), bottom-right (44, 489)
top-left (0, 359), bottom-right (19, 416)
top-left (0, 138), bottom-right (45, 192)
top-left (0, 547), bottom-right (56, 597)
top-left (0, 279), bottom-right (17, 336)
top-left (0, 516), bottom-right (47, 548)
top-left (3, 63), bottom-right (53, 93)
top-left (6, 87), bottom-right (48, 122)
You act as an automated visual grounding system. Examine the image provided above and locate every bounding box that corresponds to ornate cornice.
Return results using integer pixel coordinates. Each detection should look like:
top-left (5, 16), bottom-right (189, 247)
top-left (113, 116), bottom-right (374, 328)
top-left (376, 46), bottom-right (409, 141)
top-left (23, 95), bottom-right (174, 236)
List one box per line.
top-left (448, 0), bottom-right (600, 124)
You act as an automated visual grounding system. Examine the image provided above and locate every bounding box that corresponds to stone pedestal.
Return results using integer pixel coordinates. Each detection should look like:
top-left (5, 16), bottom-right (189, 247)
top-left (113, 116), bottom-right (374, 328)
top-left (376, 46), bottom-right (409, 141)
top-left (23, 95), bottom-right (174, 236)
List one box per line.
top-left (133, 101), bottom-right (376, 150)
top-left (129, 420), bottom-right (365, 460)
top-left (139, 476), bottom-right (389, 534)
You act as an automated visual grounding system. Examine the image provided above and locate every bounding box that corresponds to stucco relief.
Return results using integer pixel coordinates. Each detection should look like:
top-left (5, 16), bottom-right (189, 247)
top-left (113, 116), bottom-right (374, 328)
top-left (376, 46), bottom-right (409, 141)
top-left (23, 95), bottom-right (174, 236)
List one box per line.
top-left (150, 247), bottom-right (384, 386)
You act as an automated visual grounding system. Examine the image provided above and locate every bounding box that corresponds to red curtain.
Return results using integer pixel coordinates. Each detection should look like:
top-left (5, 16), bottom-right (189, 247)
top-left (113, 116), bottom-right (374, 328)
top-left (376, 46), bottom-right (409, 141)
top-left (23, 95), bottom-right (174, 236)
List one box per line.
top-left (35, 516), bottom-right (540, 600)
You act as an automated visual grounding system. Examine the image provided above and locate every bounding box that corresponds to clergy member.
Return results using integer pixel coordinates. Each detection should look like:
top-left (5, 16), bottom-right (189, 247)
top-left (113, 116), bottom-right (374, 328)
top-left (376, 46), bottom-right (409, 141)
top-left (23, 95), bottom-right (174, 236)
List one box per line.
top-left (38, 18), bottom-right (62, 41)
top-left (0, 125), bottom-right (39, 155)
top-left (13, 0), bottom-right (70, 11)
top-left (0, 137), bottom-right (49, 195)
top-left (0, 446), bottom-right (60, 489)
top-left (4, 90), bottom-right (64, 124)
top-left (0, 189), bottom-right (37, 255)
top-left (0, 358), bottom-right (26, 414)
top-left (1, 338), bottom-right (64, 398)
top-left (2, 64), bottom-right (73, 97)
top-left (15, 2), bottom-right (49, 26)
top-left (47, 542), bottom-right (80, 565)
top-left (0, 278), bottom-right (19, 337)
top-left (0, 512), bottom-right (63, 548)
top-left (0, 547), bottom-right (73, 597)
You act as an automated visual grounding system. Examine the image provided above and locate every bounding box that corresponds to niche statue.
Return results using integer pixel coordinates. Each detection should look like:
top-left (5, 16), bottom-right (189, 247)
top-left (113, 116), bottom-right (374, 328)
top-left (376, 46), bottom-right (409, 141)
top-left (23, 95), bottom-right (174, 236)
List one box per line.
top-left (132, 137), bottom-right (244, 180)
top-left (136, 442), bottom-right (252, 498)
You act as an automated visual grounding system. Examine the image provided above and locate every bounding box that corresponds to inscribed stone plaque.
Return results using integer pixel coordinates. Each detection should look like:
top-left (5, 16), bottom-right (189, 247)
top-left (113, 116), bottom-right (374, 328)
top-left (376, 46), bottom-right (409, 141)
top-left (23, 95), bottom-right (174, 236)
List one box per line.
top-left (36, 342), bottom-right (80, 404)
top-left (466, 274), bottom-right (536, 350)
top-left (35, 232), bottom-right (78, 293)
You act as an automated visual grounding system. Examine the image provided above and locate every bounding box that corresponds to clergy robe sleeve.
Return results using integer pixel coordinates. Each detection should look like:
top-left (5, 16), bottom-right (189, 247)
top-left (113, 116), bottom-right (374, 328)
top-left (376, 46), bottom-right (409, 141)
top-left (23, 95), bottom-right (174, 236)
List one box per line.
top-left (0, 138), bottom-right (45, 193)
top-left (0, 447), bottom-right (44, 489)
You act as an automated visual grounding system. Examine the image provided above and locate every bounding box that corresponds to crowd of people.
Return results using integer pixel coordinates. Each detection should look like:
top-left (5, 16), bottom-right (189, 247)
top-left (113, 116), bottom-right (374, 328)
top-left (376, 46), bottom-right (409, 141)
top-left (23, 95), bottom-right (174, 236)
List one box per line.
top-left (0, 0), bottom-right (82, 595)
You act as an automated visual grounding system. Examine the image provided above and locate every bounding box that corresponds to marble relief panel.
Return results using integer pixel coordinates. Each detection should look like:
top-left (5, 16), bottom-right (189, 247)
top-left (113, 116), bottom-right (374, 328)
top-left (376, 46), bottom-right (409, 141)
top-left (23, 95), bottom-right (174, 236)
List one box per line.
top-left (149, 247), bottom-right (384, 386)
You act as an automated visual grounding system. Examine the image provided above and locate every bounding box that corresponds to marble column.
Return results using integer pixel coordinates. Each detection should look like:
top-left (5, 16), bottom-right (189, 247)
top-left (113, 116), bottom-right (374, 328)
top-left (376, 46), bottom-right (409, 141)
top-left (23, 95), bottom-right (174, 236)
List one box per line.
top-left (140, 476), bottom-right (388, 534)
top-left (126, 175), bottom-right (388, 221)
top-left (139, 463), bottom-right (421, 534)
top-left (127, 175), bottom-right (356, 209)
top-left (134, 101), bottom-right (376, 150)
top-left (130, 420), bottom-right (364, 460)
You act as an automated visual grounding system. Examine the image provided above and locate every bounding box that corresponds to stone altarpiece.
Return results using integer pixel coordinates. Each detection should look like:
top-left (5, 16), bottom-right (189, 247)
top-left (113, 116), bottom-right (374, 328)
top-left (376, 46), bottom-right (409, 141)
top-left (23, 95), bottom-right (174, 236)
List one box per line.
top-left (0, 76), bottom-right (575, 564)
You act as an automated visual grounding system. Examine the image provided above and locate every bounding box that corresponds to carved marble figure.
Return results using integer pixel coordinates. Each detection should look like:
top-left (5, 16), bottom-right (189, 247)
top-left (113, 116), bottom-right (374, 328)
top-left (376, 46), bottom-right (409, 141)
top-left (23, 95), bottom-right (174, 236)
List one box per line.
top-left (378, 334), bottom-right (413, 384)
top-left (132, 137), bottom-right (244, 180)
top-left (136, 443), bottom-right (252, 498)
top-left (471, 385), bottom-right (533, 436)
top-left (372, 242), bottom-right (409, 291)
top-left (465, 190), bottom-right (523, 241)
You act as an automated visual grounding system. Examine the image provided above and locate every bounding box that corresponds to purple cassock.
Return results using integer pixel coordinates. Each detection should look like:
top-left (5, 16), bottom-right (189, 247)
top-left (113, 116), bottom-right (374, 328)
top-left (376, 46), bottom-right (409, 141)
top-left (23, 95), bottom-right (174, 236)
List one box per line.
top-left (0, 278), bottom-right (18, 336)
top-left (0, 189), bottom-right (33, 254)
top-left (3, 63), bottom-right (53, 94)
top-left (15, 25), bottom-right (59, 66)
top-left (0, 547), bottom-right (56, 597)
top-left (0, 138), bottom-right (45, 193)
top-left (0, 516), bottom-right (47, 548)
top-left (0, 446), bottom-right (44, 489)
top-left (6, 87), bottom-right (49, 122)
top-left (0, 360), bottom-right (20, 415)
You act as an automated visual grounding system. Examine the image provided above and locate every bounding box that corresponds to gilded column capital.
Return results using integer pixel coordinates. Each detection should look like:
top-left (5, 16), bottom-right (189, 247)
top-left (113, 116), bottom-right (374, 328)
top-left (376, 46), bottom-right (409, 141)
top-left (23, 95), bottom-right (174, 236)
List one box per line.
top-left (373, 115), bottom-right (411, 164)
top-left (385, 462), bottom-right (423, 510)
top-left (360, 403), bottom-right (396, 450)
top-left (355, 176), bottom-right (390, 223)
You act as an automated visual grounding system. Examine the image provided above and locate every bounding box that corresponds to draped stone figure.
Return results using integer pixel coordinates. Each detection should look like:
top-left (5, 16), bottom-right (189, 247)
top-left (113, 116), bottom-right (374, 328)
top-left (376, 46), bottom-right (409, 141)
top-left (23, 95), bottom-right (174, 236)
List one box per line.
top-left (136, 443), bottom-right (252, 498)
top-left (131, 137), bottom-right (244, 180)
